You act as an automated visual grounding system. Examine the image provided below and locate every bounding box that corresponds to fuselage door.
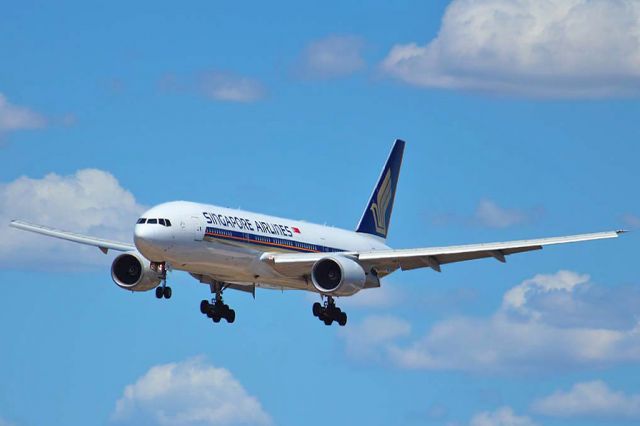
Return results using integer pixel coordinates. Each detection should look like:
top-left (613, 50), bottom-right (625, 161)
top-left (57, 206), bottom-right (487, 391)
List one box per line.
top-left (192, 216), bottom-right (204, 241)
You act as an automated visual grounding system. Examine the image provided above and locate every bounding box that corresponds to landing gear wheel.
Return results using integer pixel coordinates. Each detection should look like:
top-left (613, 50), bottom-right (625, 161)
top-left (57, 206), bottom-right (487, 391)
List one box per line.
top-left (155, 287), bottom-right (163, 299)
top-left (206, 305), bottom-right (215, 318)
top-left (163, 286), bottom-right (172, 299)
top-left (338, 312), bottom-right (347, 326)
top-left (313, 297), bottom-right (347, 326)
top-left (312, 302), bottom-right (322, 317)
top-left (202, 281), bottom-right (238, 325)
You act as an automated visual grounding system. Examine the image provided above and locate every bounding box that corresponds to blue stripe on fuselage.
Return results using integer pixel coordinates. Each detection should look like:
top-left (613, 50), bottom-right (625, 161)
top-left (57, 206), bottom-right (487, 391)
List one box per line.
top-left (204, 226), bottom-right (345, 253)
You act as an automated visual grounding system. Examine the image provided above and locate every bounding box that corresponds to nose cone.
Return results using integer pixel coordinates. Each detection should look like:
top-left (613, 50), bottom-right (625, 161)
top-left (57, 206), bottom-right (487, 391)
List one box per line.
top-left (134, 223), bottom-right (166, 261)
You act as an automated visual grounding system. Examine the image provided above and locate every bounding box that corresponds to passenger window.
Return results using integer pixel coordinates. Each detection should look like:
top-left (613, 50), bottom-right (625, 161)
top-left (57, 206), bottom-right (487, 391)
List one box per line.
top-left (165, 219), bottom-right (172, 227)
top-left (137, 218), bottom-right (146, 224)
top-left (148, 218), bottom-right (158, 224)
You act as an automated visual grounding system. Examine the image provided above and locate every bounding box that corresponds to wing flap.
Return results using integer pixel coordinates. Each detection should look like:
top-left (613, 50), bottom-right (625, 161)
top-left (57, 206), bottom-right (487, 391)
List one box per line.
top-left (396, 245), bottom-right (542, 271)
top-left (9, 220), bottom-right (135, 253)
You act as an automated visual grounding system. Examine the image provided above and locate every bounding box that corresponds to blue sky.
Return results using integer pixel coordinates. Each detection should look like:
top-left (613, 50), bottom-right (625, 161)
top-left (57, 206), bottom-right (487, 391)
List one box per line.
top-left (1, 1), bottom-right (640, 425)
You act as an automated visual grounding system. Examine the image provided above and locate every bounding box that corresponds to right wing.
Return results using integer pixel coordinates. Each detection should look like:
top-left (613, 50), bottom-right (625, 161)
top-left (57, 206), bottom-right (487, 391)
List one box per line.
top-left (355, 230), bottom-right (624, 272)
top-left (9, 220), bottom-right (135, 253)
top-left (262, 230), bottom-right (625, 276)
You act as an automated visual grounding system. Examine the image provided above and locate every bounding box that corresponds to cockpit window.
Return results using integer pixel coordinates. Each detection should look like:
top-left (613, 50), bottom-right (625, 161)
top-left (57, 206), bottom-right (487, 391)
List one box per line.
top-left (138, 218), bottom-right (171, 226)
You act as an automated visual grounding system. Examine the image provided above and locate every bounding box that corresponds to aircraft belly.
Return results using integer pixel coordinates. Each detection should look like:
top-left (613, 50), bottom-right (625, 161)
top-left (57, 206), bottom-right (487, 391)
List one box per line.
top-left (169, 237), bottom-right (312, 290)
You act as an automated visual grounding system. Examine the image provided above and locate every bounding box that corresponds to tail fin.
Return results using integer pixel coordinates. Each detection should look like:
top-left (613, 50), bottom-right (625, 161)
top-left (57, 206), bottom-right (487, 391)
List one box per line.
top-left (356, 139), bottom-right (405, 239)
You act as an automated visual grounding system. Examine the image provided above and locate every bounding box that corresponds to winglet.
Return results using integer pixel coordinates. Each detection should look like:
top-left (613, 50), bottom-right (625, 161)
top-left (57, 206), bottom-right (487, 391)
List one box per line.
top-left (356, 139), bottom-right (405, 239)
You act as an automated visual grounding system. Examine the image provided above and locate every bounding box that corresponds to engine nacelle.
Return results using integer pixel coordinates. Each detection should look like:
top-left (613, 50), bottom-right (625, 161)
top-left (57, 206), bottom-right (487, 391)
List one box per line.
top-left (111, 251), bottom-right (162, 292)
top-left (311, 256), bottom-right (366, 296)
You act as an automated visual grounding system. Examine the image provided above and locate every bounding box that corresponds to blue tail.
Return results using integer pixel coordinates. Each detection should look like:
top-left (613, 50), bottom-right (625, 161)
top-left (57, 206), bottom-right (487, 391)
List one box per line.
top-left (356, 139), bottom-right (405, 239)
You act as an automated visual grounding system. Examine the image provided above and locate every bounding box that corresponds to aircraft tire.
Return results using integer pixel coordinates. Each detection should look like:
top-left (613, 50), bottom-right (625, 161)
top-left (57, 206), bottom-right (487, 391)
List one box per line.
top-left (200, 300), bottom-right (209, 314)
top-left (155, 287), bottom-right (163, 299)
top-left (226, 309), bottom-right (236, 323)
top-left (338, 312), bottom-right (347, 327)
top-left (312, 302), bottom-right (322, 317)
top-left (164, 286), bottom-right (172, 299)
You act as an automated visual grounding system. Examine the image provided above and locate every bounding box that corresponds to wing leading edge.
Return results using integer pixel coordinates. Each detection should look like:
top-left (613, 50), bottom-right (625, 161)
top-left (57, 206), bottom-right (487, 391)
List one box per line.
top-left (262, 230), bottom-right (625, 276)
top-left (9, 220), bottom-right (135, 253)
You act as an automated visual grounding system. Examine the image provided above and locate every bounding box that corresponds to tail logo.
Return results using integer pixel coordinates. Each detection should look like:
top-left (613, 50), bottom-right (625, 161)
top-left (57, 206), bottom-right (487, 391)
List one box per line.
top-left (370, 169), bottom-right (393, 235)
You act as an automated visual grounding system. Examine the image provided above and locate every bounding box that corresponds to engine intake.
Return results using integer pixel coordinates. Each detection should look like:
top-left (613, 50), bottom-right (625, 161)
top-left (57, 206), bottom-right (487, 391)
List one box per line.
top-left (311, 256), bottom-right (366, 296)
top-left (111, 251), bottom-right (162, 292)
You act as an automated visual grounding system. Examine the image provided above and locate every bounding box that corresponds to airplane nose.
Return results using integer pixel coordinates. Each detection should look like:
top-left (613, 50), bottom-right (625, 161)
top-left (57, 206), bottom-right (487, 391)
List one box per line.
top-left (134, 224), bottom-right (151, 249)
top-left (134, 224), bottom-right (165, 261)
top-left (133, 224), bottom-right (148, 244)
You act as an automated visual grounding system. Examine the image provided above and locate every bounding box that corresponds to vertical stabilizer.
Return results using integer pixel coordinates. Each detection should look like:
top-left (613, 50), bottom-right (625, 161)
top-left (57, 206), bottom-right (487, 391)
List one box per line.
top-left (355, 139), bottom-right (405, 239)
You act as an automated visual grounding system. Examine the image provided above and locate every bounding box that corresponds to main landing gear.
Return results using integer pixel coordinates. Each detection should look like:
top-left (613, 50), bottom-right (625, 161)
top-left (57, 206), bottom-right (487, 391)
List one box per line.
top-left (155, 285), bottom-right (172, 299)
top-left (312, 296), bottom-right (347, 326)
top-left (200, 282), bottom-right (235, 324)
top-left (153, 262), bottom-right (172, 299)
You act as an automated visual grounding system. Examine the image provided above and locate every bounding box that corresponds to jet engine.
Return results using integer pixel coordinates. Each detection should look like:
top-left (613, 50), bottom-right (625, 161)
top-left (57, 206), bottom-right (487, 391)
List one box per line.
top-left (311, 256), bottom-right (366, 296)
top-left (111, 251), bottom-right (162, 292)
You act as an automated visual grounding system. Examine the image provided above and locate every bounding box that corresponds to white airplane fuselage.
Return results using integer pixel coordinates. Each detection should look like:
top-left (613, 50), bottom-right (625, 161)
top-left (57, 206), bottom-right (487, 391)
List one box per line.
top-left (134, 201), bottom-right (390, 291)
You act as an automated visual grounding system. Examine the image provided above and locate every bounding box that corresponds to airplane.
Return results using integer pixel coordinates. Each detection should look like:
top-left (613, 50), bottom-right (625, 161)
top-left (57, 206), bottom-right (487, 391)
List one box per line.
top-left (9, 139), bottom-right (625, 326)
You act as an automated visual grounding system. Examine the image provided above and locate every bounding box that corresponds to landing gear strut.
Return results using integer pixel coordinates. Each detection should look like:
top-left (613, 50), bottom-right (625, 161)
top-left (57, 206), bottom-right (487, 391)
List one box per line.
top-left (200, 282), bottom-right (235, 324)
top-left (153, 262), bottom-right (172, 299)
top-left (312, 296), bottom-right (347, 326)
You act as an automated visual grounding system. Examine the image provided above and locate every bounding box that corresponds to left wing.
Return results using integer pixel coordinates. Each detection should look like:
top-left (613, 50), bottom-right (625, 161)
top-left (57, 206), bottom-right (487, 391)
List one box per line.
top-left (262, 230), bottom-right (625, 276)
top-left (9, 220), bottom-right (135, 253)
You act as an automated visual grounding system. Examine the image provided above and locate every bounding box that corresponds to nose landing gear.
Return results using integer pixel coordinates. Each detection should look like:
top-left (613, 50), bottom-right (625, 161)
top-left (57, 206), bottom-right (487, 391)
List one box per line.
top-left (152, 262), bottom-right (172, 299)
top-left (312, 296), bottom-right (347, 326)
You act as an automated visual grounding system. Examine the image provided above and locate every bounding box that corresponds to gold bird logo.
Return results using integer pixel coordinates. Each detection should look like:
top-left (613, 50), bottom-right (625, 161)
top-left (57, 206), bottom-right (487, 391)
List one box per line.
top-left (370, 169), bottom-right (392, 235)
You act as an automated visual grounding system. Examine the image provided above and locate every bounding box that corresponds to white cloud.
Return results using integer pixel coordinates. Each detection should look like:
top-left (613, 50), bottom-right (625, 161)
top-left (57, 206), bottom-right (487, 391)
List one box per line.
top-left (0, 169), bottom-right (145, 268)
top-left (0, 417), bottom-right (16, 426)
top-left (474, 199), bottom-right (537, 229)
top-left (502, 270), bottom-right (589, 318)
top-left (297, 35), bottom-right (366, 79)
top-left (112, 357), bottom-right (272, 426)
top-left (0, 93), bottom-right (46, 136)
top-left (199, 71), bottom-right (266, 103)
top-left (502, 271), bottom-right (640, 330)
top-left (470, 407), bottom-right (537, 426)
top-left (532, 380), bottom-right (640, 420)
top-left (432, 199), bottom-right (541, 229)
top-left (341, 271), bottom-right (640, 373)
top-left (382, 0), bottom-right (640, 98)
